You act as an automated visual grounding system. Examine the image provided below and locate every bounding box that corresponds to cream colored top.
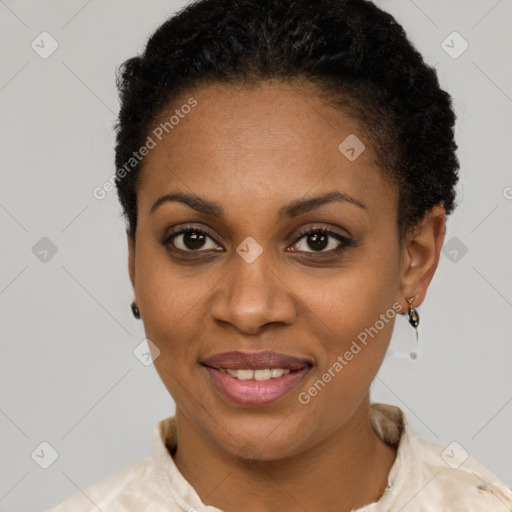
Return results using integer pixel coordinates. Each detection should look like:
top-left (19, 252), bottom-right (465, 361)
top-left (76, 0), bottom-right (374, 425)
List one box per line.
top-left (48, 403), bottom-right (512, 511)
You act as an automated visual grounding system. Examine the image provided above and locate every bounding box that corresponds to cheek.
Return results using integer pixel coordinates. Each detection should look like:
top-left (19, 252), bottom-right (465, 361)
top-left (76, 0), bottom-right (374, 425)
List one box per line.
top-left (135, 229), bottom-right (201, 312)
top-left (293, 280), bottom-right (398, 433)
top-left (295, 243), bottom-right (401, 386)
top-left (300, 249), bottom-right (400, 342)
top-left (134, 243), bottom-right (209, 361)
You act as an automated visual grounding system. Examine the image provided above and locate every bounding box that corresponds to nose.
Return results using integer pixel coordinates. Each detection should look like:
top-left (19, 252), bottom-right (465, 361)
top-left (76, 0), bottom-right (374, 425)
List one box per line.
top-left (210, 250), bottom-right (297, 335)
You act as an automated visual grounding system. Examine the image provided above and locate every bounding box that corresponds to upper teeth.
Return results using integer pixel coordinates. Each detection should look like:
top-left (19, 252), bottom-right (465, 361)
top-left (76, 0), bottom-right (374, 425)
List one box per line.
top-left (220, 368), bottom-right (291, 381)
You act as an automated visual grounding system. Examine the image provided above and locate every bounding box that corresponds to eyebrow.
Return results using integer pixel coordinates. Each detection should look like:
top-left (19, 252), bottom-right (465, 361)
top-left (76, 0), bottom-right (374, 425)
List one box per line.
top-left (149, 190), bottom-right (366, 219)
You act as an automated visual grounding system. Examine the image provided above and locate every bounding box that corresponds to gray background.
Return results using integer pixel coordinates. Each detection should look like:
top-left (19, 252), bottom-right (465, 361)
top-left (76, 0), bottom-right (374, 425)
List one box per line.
top-left (1, 1), bottom-right (511, 510)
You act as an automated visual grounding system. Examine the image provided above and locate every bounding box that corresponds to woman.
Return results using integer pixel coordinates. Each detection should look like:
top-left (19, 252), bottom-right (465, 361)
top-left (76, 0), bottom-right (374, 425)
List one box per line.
top-left (49, 0), bottom-right (512, 510)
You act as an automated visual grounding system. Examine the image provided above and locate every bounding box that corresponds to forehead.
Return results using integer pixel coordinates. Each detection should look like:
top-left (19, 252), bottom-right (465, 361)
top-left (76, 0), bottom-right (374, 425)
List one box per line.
top-left (137, 81), bottom-right (396, 218)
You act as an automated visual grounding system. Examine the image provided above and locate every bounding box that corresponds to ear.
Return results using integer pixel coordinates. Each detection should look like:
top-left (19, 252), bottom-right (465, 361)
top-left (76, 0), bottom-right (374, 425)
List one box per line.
top-left (397, 204), bottom-right (446, 312)
top-left (127, 229), bottom-right (136, 294)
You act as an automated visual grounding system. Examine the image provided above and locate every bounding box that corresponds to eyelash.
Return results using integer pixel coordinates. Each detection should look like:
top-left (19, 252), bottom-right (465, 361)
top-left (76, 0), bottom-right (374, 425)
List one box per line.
top-left (162, 224), bottom-right (354, 257)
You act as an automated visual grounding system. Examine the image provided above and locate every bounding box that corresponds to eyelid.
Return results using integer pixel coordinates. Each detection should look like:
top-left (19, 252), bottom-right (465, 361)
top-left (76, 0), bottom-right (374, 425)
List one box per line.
top-left (292, 224), bottom-right (351, 243)
top-left (164, 224), bottom-right (221, 249)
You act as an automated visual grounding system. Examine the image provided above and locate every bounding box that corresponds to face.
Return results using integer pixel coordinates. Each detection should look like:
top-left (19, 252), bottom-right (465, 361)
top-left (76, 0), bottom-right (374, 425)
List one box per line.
top-left (128, 81), bottom-right (410, 461)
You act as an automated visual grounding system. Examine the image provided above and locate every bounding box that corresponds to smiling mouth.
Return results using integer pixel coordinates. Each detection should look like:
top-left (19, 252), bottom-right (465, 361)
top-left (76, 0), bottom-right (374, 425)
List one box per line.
top-left (200, 350), bottom-right (314, 406)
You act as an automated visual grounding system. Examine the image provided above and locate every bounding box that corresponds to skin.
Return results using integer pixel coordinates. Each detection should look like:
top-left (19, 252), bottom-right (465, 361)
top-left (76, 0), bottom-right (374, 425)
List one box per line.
top-left (127, 80), bottom-right (445, 512)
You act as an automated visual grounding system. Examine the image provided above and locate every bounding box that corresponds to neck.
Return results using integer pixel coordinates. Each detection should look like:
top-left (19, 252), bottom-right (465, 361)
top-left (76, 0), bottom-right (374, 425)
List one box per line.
top-left (172, 399), bottom-right (397, 512)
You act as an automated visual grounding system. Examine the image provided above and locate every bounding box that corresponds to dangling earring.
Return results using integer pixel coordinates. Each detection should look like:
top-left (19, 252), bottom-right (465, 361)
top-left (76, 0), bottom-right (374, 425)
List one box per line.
top-left (131, 301), bottom-right (141, 319)
top-left (406, 297), bottom-right (419, 328)
top-left (384, 297), bottom-right (421, 362)
top-left (406, 297), bottom-right (420, 360)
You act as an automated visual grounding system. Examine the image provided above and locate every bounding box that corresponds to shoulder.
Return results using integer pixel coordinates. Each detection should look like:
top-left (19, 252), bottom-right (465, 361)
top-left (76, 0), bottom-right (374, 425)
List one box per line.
top-left (46, 415), bottom-right (190, 511)
top-left (370, 403), bottom-right (512, 511)
top-left (418, 436), bottom-right (512, 509)
top-left (392, 428), bottom-right (512, 510)
top-left (46, 457), bottom-right (160, 511)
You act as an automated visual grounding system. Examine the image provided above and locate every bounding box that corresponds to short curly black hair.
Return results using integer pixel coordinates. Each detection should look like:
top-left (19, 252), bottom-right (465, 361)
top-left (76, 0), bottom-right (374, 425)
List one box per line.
top-left (114, 0), bottom-right (459, 241)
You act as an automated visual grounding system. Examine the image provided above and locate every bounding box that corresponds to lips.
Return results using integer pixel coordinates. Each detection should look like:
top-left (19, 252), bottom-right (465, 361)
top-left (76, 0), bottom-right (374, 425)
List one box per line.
top-left (202, 350), bottom-right (313, 371)
top-left (201, 350), bottom-right (313, 406)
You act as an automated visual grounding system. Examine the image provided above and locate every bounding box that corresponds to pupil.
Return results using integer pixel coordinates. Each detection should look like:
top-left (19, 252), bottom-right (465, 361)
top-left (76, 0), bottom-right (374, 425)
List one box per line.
top-left (308, 233), bottom-right (328, 251)
top-left (184, 232), bottom-right (206, 250)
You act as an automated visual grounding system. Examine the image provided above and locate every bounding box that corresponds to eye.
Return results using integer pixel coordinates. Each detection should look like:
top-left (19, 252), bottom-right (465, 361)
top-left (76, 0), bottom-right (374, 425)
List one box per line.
top-left (164, 226), bottom-right (221, 252)
top-left (289, 227), bottom-right (352, 254)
